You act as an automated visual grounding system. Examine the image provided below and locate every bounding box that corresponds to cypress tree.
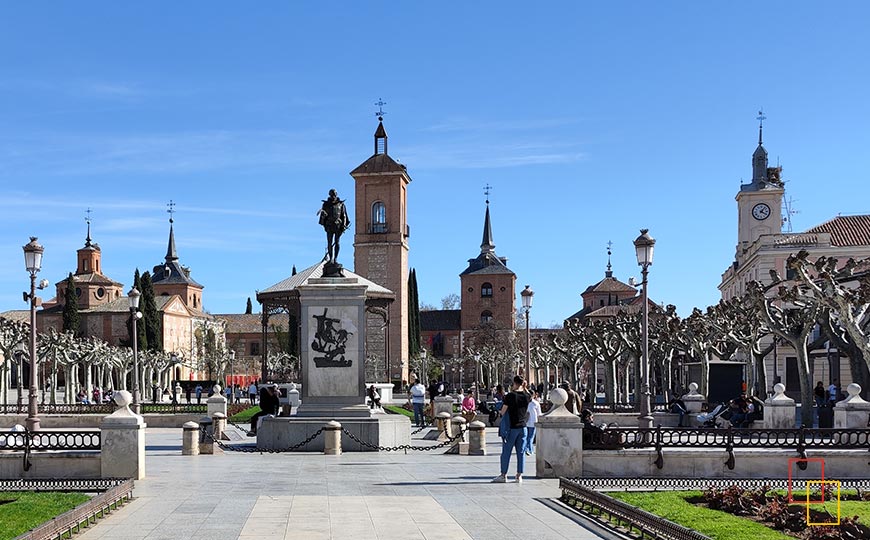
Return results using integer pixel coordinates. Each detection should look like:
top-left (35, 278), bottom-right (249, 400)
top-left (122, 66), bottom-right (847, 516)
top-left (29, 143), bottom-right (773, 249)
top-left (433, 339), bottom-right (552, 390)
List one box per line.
top-left (62, 273), bottom-right (80, 336)
top-left (127, 269), bottom-right (147, 350)
top-left (408, 269), bottom-right (422, 357)
top-left (139, 272), bottom-right (162, 352)
top-left (245, 297), bottom-right (253, 314)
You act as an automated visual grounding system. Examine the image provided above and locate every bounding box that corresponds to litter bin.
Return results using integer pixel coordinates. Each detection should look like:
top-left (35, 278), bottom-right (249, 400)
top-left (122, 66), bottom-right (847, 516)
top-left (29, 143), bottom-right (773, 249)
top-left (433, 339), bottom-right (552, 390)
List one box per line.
top-left (818, 404), bottom-right (834, 428)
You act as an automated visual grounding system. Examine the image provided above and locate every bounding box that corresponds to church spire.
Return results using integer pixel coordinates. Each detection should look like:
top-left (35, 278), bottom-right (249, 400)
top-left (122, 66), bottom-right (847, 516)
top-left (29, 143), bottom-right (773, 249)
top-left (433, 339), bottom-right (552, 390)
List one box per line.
top-left (605, 240), bottom-right (613, 278)
top-left (374, 98), bottom-right (388, 155)
top-left (165, 200), bottom-right (178, 262)
top-left (751, 110), bottom-right (769, 184)
top-left (480, 184), bottom-right (495, 254)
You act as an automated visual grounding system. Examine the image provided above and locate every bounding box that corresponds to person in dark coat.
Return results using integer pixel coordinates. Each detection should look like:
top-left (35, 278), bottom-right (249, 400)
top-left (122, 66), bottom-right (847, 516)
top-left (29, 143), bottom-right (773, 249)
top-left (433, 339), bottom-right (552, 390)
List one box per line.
top-left (248, 385), bottom-right (280, 436)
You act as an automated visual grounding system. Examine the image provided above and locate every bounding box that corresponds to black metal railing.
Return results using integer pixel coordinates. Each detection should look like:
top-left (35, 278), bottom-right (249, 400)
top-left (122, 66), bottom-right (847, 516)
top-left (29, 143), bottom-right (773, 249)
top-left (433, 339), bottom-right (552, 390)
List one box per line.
top-left (560, 478), bottom-right (712, 540)
top-left (0, 478), bottom-right (128, 492)
top-left (139, 403), bottom-right (207, 414)
top-left (0, 430), bottom-right (101, 451)
top-left (589, 402), bottom-right (673, 413)
top-left (566, 476), bottom-right (870, 493)
top-left (0, 402), bottom-right (214, 415)
top-left (13, 478), bottom-right (134, 540)
top-left (586, 426), bottom-right (870, 450)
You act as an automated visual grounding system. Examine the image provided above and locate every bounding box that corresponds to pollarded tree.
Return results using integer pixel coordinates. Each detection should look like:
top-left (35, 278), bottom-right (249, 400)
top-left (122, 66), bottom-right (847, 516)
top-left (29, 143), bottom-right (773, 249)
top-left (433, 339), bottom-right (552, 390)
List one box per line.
top-left (747, 272), bottom-right (821, 428)
top-left (707, 296), bottom-right (774, 397)
top-left (786, 250), bottom-right (870, 391)
top-left (0, 316), bottom-right (29, 404)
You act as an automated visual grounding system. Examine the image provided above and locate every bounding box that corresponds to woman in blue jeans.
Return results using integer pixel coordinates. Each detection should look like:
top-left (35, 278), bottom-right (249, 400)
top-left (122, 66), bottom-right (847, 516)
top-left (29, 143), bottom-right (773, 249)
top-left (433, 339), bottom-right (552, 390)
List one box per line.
top-left (492, 376), bottom-right (530, 484)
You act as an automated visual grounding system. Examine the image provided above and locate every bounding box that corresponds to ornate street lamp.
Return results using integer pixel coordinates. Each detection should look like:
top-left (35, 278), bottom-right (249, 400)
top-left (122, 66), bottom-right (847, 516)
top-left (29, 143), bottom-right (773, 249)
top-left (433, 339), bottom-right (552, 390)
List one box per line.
top-left (633, 228), bottom-right (656, 429)
top-left (128, 287), bottom-right (143, 414)
top-left (228, 349), bottom-right (236, 400)
top-left (22, 237), bottom-right (44, 431)
top-left (521, 285), bottom-right (534, 381)
top-left (473, 352), bottom-right (481, 401)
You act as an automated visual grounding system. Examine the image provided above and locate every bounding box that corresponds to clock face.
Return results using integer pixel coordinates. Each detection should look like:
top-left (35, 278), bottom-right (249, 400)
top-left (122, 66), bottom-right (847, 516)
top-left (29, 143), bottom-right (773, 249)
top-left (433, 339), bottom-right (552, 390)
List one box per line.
top-left (752, 203), bottom-right (771, 221)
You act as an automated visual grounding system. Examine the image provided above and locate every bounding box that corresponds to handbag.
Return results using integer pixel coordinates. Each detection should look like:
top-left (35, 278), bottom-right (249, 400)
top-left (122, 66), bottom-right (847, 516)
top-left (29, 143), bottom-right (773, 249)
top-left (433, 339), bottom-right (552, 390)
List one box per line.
top-left (498, 411), bottom-right (511, 440)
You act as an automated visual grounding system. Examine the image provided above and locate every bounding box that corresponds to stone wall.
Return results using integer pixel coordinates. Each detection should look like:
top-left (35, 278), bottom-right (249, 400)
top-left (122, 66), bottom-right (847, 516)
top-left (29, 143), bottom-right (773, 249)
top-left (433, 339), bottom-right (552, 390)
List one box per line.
top-left (0, 451), bottom-right (101, 479)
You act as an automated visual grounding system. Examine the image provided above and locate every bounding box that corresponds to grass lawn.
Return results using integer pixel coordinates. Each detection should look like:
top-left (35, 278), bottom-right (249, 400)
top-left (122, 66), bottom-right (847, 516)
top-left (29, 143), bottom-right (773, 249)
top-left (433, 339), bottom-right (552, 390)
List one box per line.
top-left (384, 405), bottom-right (414, 418)
top-left (0, 491), bottom-right (91, 540)
top-left (229, 405), bottom-right (259, 423)
top-left (607, 491), bottom-right (792, 540)
top-left (606, 491), bottom-right (870, 540)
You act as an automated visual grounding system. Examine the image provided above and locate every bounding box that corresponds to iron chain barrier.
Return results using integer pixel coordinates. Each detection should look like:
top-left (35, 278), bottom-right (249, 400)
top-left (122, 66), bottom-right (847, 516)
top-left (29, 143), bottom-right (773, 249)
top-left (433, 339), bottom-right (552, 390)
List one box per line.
top-left (204, 420), bottom-right (466, 454)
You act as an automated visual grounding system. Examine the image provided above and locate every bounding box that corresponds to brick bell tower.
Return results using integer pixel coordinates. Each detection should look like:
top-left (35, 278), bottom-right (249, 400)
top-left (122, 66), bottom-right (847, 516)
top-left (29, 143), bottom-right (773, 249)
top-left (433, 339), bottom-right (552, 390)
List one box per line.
top-left (351, 109), bottom-right (411, 384)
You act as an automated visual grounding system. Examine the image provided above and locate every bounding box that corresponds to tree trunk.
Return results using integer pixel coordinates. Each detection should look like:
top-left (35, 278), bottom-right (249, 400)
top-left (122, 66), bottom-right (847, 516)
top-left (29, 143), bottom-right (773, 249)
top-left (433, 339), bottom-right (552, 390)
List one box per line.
top-left (699, 352), bottom-right (710, 398)
top-left (753, 350), bottom-right (768, 398)
top-left (792, 341), bottom-right (814, 428)
top-left (603, 359), bottom-right (616, 403)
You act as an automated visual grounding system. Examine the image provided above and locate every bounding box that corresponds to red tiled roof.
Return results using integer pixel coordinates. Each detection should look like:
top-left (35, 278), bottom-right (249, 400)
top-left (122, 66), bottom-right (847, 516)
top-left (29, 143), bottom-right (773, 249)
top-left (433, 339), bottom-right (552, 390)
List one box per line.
top-left (582, 277), bottom-right (637, 295)
top-left (804, 215), bottom-right (870, 247)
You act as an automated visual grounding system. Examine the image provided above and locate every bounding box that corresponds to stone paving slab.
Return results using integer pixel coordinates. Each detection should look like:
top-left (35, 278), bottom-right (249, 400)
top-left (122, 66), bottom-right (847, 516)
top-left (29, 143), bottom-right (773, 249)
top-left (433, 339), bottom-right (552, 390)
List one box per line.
top-left (71, 427), bottom-right (607, 540)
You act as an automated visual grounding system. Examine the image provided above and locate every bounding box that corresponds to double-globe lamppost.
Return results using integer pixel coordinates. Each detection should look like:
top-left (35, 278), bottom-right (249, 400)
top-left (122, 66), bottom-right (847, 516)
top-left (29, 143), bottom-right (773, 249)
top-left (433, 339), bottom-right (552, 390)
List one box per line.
top-left (128, 287), bottom-right (143, 415)
top-left (520, 285), bottom-right (534, 382)
top-left (23, 237), bottom-right (44, 431)
top-left (633, 229), bottom-right (656, 429)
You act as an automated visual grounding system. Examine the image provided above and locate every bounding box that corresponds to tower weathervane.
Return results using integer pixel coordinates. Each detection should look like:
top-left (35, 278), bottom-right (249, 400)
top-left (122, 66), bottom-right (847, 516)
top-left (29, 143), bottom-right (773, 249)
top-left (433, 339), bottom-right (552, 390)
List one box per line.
top-left (85, 208), bottom-right (93, 245)
top-left (756, 109), bottom-right (766, 145)
top-left (606, 240), bottom-right (613, 276)
top-left (374, 98), bottom-right (387, 121)
top-left (484, 183), bottom-right (492, 205)
top-left (167, 200), bottom-right (176, 223)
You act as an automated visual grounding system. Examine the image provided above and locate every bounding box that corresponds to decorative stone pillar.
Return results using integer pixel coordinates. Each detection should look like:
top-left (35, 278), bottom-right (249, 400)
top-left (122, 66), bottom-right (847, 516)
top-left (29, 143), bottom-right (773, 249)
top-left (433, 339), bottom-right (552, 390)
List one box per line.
top-left (535, 388), bottom-right (584, 479)
top-left (436, 412), bottom-right (452, 441)
top-left (288, 383), bottom-right (301, 408)
top-left (468, 420), bottom-right (487, 455)
top-left (433, 396), bottom-right (453, 418)
top-left (323, 420), bottom-right (342, 455)
top-left (182, 421), bottom-right (200, 456)
top-left (207, 385), bottom-right (228, 417)
top-left (681, 382), bottom-right (705, 413)
top-left (763, 383), bottom-right (796, 429)
top-left (834, 384), bottom-right (870, 429)
top-left (174, 382), bottom-right (182, 404)
top-left (100, 390), bottom-right (146, 480)
top-left (199, 416), bottom-right (214, 455)
top-left (212, 412), bottom-right (227, 442)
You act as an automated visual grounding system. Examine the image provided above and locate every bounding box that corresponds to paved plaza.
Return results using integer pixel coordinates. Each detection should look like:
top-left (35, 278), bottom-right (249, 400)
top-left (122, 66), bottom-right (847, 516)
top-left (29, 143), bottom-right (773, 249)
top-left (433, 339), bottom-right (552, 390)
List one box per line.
top-left (72, 427), bottom-right (610, 540)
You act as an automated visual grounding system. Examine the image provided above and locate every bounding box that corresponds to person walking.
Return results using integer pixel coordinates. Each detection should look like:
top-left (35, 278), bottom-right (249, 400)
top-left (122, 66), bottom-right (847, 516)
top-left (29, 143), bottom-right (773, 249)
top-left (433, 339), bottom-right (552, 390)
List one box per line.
top-left (248, 382), bottom-right (258, 405)
top-left (184, 385), bottom-right (192, 404)
top-left (194, 384), bottom-right (203, 405)
top-left (525, 390), bottom-right (542, 456)
top-left (492, 375), bottom-right (530, 484)
top-left (828, 380), bottom-right (839, 404)
top-left (410, 379), bottom-right (426, 427)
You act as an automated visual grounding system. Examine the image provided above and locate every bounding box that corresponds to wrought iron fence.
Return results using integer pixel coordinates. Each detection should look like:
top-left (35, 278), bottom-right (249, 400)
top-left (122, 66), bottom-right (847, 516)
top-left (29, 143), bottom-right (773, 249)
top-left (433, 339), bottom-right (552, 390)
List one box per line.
top-left (560, 478), bottom-right (712, 540)
top-left (566, 476), bottom-right (870, 492)
top-left (588, 402), bottom-right (684, 414)
top-left (12, 478), bottom-right (134, 540)
top-left (139, 403), bottom-right (207, 414)
top-left (0, 430), bottom-right (101, 451)
top-left (0, 477), bottom-right (128, 492)
top-left (0, 404), bottom-right (115, 415)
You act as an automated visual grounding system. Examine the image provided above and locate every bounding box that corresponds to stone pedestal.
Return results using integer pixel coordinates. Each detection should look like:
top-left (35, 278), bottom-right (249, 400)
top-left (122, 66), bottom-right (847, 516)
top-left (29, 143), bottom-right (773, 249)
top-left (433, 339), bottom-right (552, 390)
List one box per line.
top-left (100, 390), bottom-right (146, 480)
top-left (207, 387), bottom-right (227, 418)
top-left (255, 267), bottom-right (410, 451)
top-left (288, 384), bottom-right (301, 408)
top-left (323, 421), bottom-right (342, 455)
top-left (536, 389), bottom-right (584, 479)
top-left (468, 421), bottom-right (487, 455)
top-left (681, 382), bottom-right (705, 413)
top-left (182, 421), bottom-right (199, 456)
top-left (834, 384), bottom-right (870, 429)
top-left (763, 383), bottom-right (796, 429)
top-left (173, 383), bottom-right (182, 404)
top-left (433, 396), bottom-right (453, 418)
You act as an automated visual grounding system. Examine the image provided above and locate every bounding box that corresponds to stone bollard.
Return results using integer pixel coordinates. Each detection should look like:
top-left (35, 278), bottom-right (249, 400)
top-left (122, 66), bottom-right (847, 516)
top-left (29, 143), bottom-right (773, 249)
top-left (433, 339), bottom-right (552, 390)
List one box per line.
top-left (212, 412), bottom-right (227, 441)
top-left (182, 421), bottom-right (200, 455)
top-left (834, 384), bottom-right (870, 429)
top-left (207, 385), bottom-right (228, 417)
top-left (199, 416), bottom-right (214, 455)
top-left (468, 420), bottom-right (487, 455)
top-left (100, 390), bottom-right (146, 480)
top-left (450, 415), bottom-right (468, 442)
top-left (436, 412), bottom-right (452, 441)
top-left (681, 382), bottom-right (705, 414)
top-left (763, 383), bottom-right (796, 429)
top-left (288, 383), bottom-right (301, 409)
top-left (324, 421), bottom-right (342, 455)
top-left (174, 382), bottom-right (182, 404)
top-left (535, 388), bottom-right (584, 479)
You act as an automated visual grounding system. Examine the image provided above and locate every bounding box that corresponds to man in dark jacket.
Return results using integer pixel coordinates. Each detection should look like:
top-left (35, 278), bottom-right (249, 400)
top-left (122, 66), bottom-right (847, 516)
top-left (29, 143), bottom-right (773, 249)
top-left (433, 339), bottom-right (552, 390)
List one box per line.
top-left (248, 385), bottom-right (280, 436)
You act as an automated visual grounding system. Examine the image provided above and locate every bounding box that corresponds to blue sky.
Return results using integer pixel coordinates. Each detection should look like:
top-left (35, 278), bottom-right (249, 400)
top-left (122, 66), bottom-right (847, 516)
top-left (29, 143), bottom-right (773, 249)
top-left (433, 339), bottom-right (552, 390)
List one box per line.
top-left (1, 2), bottom-right (869, 327)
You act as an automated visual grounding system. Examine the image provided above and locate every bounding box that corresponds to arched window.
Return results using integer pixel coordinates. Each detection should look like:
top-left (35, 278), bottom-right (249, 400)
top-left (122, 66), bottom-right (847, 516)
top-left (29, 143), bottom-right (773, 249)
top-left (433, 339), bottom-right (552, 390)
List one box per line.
top-left (480, 310), bottom-right (493, 324)
top-left (481, 282), bottom-right (493, 298)
top-left (371, 201), bottom-right (386, 233)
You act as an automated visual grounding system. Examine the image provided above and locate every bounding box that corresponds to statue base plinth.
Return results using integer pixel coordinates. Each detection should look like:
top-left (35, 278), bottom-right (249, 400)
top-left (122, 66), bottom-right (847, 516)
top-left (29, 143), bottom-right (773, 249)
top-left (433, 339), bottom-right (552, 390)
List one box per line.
top-left (323, 262), bottom-right (345, 277)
